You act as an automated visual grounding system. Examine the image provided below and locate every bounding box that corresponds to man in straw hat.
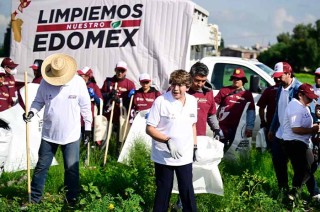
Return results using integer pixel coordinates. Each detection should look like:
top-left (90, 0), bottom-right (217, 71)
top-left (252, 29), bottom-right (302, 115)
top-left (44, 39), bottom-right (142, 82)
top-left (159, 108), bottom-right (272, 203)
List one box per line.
top-left (22, 53), bottom-right (92, 207)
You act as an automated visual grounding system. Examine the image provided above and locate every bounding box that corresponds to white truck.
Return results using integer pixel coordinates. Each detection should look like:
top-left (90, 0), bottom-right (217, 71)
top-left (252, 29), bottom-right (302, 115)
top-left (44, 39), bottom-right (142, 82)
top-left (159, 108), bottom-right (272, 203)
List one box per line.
top-left (199, 56), bottom-right (275, 139)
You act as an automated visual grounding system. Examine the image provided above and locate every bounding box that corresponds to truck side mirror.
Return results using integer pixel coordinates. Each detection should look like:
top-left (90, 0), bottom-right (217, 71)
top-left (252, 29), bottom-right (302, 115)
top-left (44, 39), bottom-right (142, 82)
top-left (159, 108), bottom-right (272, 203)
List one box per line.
top-left (250, 75), bottom-right (261, 93)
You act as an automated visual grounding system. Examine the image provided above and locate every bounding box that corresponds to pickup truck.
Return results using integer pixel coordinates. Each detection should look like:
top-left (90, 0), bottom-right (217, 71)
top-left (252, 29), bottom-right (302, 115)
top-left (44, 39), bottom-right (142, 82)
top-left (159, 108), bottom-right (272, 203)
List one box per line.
top-left (200, 56), bottom-right (275, 139)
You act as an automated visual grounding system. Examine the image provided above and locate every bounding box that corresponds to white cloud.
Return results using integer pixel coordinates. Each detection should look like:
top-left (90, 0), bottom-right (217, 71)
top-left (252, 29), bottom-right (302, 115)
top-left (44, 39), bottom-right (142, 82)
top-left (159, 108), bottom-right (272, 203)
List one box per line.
top-left (273, 8), bottom-right (295, 30)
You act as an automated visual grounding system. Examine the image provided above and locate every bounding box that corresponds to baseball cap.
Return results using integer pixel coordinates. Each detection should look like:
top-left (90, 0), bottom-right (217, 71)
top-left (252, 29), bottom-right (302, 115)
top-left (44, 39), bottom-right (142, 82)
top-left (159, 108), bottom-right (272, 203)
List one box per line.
top-left (314, 67), bottom-right (320, 76)
top-left (139, 73), bottom-right (151, 82)
top-left (229, 68), bottom-right (248, 83)
top-left (77, 66), bottom-right (93, 77)
top-left (1, 57), bottom-right (18, 69)
top-left (273, 62), bottom-right (292, 78)
top-left (29, 59), bottom-right (43, 70)
top-left (115, 61), bottom-right (127, 71)
top-left (298, 83), bottom-right (318, 100)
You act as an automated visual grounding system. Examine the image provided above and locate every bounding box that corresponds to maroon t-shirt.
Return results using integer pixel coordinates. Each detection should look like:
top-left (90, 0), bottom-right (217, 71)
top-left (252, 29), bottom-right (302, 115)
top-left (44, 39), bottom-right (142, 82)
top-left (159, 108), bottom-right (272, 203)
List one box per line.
top-left (0, 85), bottom-right (13, 112)
top-left (3, 74), bottom-right (16, 97)
top-left (214, 86), bottom-right (255, 136)
top-left (257, 85), bottom-right (279, 126)
top-left (101, 76), bottom-right (136, 124)
top-left (133, 87), bottom-right (161, 111)
top-left (188, 89), bottom-right (216, 136)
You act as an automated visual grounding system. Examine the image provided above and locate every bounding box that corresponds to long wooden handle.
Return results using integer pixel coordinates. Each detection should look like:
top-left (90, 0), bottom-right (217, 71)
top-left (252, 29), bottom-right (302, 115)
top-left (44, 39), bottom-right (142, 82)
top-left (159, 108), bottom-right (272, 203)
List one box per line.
top-left (24, 71), bottom-right (31, 203)
top-left (103, 82), bottom-right (118, 166)
top-left (120, 94), bottom-right (134, 151)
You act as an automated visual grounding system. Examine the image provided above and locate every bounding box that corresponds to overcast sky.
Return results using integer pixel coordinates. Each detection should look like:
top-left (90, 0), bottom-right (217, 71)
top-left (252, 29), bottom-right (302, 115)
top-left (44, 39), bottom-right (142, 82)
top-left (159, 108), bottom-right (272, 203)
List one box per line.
top-left (0, 0), bottom-right (319, 48)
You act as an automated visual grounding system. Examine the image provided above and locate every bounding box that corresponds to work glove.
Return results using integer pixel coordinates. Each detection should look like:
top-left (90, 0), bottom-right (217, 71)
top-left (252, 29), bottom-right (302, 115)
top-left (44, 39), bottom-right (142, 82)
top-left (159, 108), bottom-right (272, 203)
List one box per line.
top-left (22, 111), bottom-right (34, 123)
top-left (110, 89), bottom-right (120, 104)
top-left (213, 129), bottom-right (220, 140)
top-left (193, 144), bottom-right (198, 162)
top-left (167, 139), bottom-right (182, 159)
top-left (88, 87), bottom-right (95, 98)
top-left (84, 130), bottom-right (92, 145)
top-left (128, 89), bottom-right (135, 98)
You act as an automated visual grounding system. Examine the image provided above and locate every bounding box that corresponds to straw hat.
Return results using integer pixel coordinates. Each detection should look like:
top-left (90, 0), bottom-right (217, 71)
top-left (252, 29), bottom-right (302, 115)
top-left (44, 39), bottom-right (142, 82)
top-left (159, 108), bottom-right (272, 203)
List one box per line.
top-left (41, 53), bottom-right (77, 86)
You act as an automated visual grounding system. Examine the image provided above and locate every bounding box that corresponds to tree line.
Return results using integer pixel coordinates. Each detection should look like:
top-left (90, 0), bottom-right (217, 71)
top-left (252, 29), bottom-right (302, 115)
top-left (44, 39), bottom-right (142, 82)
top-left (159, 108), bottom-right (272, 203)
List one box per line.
top-left (258, 19), bottom-right (320, 72)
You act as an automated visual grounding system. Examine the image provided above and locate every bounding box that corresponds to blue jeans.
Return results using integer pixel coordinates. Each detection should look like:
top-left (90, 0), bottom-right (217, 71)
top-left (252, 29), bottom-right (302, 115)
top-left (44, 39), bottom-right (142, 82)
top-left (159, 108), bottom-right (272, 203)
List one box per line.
top-left (31, 139), bottom-right (80, 203)
top-left (153, 163), bottom-right (197, 212)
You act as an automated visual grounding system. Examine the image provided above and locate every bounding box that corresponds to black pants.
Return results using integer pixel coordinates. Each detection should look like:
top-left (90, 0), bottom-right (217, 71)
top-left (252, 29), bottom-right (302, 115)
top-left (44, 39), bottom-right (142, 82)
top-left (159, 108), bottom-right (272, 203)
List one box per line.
top-left (153, 163), bottom-right (197, 212)
top-left (283, 140), bottom-right (309, 189)
top-left (271, 137), bottom-right (289, 190)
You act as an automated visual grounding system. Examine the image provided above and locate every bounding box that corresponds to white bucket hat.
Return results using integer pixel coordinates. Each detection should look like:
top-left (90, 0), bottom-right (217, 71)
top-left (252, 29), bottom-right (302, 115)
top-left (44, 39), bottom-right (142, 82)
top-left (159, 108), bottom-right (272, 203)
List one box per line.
top-left (41, 53), bottom-right (77, 86)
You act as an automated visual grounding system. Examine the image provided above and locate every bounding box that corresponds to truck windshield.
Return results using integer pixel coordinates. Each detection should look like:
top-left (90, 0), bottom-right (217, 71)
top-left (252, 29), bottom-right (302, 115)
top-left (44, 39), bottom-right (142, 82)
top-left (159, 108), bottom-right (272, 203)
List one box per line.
top-left (256, 64), bottom-right (274, 76)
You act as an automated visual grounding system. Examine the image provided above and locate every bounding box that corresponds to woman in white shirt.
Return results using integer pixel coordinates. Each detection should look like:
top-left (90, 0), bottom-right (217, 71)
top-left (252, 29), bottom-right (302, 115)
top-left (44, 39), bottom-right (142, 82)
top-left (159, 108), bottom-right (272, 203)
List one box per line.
top-left (282, 83), bottom-right (319, 201)
top-left (146, 70), bottom-right (198, 212)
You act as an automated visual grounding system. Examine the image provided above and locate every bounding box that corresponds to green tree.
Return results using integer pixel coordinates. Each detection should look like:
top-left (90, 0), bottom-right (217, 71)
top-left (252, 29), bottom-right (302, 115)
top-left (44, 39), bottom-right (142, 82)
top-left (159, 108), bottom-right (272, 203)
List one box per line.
top-left (258, 19), bottom-right (320, 72)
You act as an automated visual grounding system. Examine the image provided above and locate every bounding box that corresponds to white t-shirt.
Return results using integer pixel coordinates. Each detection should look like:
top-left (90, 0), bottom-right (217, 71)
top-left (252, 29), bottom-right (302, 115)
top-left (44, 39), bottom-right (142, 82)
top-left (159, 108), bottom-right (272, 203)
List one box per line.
top-left (147, 91), bottom-right (197, 166)
top-left (282, 98), bottom-right (313, 144)
top-left (276, 80), bottom-right (294, 139)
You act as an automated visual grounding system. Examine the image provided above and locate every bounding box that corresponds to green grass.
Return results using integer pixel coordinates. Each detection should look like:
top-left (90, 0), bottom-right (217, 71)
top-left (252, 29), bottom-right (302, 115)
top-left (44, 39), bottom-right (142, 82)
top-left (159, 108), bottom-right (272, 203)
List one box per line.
top-left (295, 72), bottom-right (314, 85)
top-left (1, 138), bottom-right (320, 211)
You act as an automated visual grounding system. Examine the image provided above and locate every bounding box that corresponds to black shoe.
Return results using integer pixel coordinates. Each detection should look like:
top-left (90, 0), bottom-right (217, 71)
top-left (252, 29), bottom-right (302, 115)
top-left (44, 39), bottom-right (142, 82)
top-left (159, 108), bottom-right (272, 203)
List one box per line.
top-left (64, 198), bottom-right (77, 209)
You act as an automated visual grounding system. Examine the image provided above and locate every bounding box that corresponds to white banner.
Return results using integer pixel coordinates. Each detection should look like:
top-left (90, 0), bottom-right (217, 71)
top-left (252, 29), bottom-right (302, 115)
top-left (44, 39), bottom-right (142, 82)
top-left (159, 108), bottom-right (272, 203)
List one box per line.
top-left (10, 0), bottom-right (194, 91)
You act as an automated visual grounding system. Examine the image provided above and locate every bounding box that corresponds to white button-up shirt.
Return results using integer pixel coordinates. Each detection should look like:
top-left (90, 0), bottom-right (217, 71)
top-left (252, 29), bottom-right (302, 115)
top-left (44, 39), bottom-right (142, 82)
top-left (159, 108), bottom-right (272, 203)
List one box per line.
top-left (31, 75), bottom-right (92, 144)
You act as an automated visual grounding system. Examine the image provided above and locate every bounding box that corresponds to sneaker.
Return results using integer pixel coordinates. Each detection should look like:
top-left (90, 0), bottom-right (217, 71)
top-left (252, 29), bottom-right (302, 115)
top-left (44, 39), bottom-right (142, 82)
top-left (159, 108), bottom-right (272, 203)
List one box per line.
top-left (312, 194), bottom-right (320, 202)
top-left (20, 201), bottom-right (36, 211)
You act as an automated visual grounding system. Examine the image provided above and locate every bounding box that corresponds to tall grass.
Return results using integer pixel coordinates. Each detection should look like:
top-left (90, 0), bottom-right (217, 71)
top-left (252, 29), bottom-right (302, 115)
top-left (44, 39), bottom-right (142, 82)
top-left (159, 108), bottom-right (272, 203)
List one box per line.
top-left (1, 138), bottom-right (320, 211)
top-left (295, 73), bottom-right (314, 85)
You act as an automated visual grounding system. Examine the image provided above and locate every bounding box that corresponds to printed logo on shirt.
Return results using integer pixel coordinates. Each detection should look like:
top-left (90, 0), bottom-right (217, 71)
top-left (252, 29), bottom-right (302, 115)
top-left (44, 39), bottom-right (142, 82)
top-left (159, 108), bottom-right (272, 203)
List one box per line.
top-left (190, 113), bottom-right (195, 118)
top-left (119, 87), bottom-right (128, 92)
top-left (197, 98), bottom-right (207, 103)
top-left (235, 96), bottom-right (245, 101)
top-left (137, 97), bottom-right (154, 102)
top-left (68, 95), bottom-right (77, 99)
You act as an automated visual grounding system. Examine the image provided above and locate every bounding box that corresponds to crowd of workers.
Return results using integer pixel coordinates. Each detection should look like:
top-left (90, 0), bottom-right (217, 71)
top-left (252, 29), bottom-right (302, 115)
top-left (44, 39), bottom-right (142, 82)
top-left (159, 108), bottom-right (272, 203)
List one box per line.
top-left (1, 54), bottom-right (320, 210)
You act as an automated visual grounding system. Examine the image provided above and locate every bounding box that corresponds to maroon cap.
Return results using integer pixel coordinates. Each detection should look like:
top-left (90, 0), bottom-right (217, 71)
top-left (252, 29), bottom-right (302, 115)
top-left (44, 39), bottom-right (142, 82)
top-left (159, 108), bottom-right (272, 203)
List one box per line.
top-left (273, 62), bottom-right (292, 78)
top-left (1, 57), bottom-right (18, 69)
top-left (229, 68), bottom-right (248, 83)
top-left (299, 83), bottom-right (318, 100)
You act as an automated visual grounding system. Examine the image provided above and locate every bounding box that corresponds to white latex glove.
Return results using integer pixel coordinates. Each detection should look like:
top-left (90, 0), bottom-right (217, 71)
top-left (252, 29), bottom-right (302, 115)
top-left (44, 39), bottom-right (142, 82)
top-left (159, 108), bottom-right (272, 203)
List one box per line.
top-left (167, 139), bottom-right (182, 159)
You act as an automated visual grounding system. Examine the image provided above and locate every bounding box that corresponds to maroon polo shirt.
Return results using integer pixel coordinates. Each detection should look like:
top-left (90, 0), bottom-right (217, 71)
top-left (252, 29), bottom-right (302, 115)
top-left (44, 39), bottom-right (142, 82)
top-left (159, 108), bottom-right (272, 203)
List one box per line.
top-left (214, 86), bottom-right (255, 136)
top-left (188, 89), bottom-right (216, 136)
top-left (3, 74), bottom-right (16, 97)
top-left (257, 85), bottom-right (279, 127)
top-left (101, 76), bottom-right (136, 124)
top-left (0, 85), bottom-right (13, 112)
top-left (133, 87), bottom-right (161, 111)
